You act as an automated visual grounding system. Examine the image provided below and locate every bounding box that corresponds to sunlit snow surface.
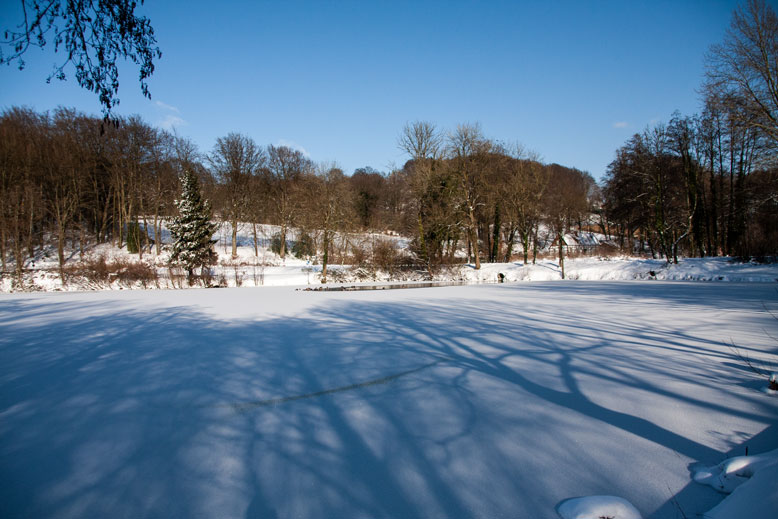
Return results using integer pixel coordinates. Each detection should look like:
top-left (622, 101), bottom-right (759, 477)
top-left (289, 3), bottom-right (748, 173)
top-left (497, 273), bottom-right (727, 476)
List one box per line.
top-left (557, 495), bottom-right (642, 519)
top-left (1, 282), bottom-right (777, 518)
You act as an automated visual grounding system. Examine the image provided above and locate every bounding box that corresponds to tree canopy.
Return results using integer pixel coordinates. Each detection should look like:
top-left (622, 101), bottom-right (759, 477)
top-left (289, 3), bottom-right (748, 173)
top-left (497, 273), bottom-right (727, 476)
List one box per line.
top-left (1, 0), bottom-right (161, 118)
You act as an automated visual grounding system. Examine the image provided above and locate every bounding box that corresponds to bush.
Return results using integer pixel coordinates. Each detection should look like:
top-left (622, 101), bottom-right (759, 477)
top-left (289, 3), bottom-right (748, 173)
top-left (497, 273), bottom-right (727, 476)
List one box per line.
top-left (350, 242), bottom-right (370, 267)
top-left (372, 239), bottom-right (403, 272)
top-left (593, 243), bottom-right (621, 259)
top-left (114, 260), bottom-right (158, 288)
top-left (292, 232), bottom-right (316, 259)
top-left (64, 254), bottom-right (158, 288)
top-left (64, 254), bottom-right (110, 284)
top-left (270, 232), bottom-right (286, 255)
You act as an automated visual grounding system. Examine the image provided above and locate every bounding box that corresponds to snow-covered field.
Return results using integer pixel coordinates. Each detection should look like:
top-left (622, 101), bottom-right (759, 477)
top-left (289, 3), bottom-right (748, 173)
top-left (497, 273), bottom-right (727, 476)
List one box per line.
top-left (1, 281), bottom-right (777, 518)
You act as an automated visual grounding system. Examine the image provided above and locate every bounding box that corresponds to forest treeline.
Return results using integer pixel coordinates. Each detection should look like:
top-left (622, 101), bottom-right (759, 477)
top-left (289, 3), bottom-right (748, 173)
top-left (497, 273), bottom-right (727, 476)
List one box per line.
top-left (603, 108), bottom-right (777, 262)
top-left (0, 108), bottom-right (601, 282)
top-left (604, 0), bottom-right (778, 262)
top-left (0, 103), bottom-right (777, 285)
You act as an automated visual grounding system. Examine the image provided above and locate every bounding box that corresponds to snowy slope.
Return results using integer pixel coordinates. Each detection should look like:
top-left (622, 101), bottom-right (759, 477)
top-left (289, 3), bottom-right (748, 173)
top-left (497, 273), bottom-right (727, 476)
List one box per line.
top-left (1, 282), bottom-right (777, 518)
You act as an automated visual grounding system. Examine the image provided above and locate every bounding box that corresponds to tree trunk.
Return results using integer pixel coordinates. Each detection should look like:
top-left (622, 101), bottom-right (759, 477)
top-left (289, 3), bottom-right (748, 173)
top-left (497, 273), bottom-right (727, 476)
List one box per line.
top-left (491, 203), bottom-right (501, 263)
top-left (468, 205), bottom-right (480, 269)
top-left (321, 230), bottom-right (330, 283)
top-left (26, 201), bottom-right (35, 261)
top-left (252, 222), bottom-right (259, 256)
top-left (558, 231), bottom-right (565, 279)
top-left (139, 216), bottom-right (145, 260)
top-left (416, 210), bottom-right (428, 266)
top-left (13, 229), bottom-right (24, 288)
top-left (504, 227), bottom-right (516, 263)
top-left (520, 229), bottom-right (530, 265)
top-left (0, 221), bottom-right (6, 273)
top-left (57, 222), bottom-right (66, 283)
top-left (279, 224), bottom-right (287, 259)
top-left (154, 212), bottom-right (160, 255)
top-left (231, 217), bottom-right (238, 258)
top-left (79, 225), bottom-right (85, 260)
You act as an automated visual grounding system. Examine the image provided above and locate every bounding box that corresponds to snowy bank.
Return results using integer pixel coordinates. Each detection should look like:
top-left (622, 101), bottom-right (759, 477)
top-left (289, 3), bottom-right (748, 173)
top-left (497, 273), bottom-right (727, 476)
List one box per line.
top-left (692, 448), bottom-right (778, 519)
top-left (3, 254), bottom-right (778, 292)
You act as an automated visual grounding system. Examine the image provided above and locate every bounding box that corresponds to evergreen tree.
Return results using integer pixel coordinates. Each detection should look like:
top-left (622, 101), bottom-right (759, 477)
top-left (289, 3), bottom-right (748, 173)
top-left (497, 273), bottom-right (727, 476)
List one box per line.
top-left (169, 170), bottom-right (218, 284)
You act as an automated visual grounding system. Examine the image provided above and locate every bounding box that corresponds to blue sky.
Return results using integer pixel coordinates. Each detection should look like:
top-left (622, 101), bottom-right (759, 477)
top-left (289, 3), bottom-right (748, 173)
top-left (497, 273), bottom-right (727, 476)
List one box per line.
top-left (1, 0), bottom-right (739, 180)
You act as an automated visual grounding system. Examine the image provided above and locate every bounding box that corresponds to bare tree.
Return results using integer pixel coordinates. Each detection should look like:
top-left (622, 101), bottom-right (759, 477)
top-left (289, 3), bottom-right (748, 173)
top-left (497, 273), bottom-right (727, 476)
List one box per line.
top-left (398, 121), bottom-right (443, 160)
top-left (503, 146), bottom-right (547, 264)
top-left (398, 121), bottom-right (443, 273)
top-left (303, 164), bottom-right (354, 283)
top-left (210, 133), bottom-right (264, 258)
top-left (705, 0), bottom-right (778, 143)
top-left (668, 113), bottom-right (707, 257)
top-left (543, 165), bottom-right (590, 278)
top-left (447, 122), bottom-right (489, 269)
top-left (266, 145), bottom-right (312, 259)
top-left (350, 167), bottom-right (386, 229)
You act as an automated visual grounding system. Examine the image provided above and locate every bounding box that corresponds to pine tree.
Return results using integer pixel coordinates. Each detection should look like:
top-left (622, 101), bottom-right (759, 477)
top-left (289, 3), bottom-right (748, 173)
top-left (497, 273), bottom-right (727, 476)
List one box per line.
top-left (169, 170), bottom-right (218, 284)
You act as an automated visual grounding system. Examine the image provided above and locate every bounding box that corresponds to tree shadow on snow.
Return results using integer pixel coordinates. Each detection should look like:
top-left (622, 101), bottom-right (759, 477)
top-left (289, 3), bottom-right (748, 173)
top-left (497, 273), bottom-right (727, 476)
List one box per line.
top-left (0, 283), bottom-right (776, 518)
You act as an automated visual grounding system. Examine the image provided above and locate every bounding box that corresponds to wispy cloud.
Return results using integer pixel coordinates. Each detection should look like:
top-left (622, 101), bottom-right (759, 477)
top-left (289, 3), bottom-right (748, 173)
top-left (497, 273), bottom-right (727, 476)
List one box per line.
top-left (154, 100), bottom-right (186, 130)
top-left (155, 100), bottom-right (180, 113)
top-left (612, 121), bottom-right (629, 128)
top-left (277, 139), bottom-right (310, 157)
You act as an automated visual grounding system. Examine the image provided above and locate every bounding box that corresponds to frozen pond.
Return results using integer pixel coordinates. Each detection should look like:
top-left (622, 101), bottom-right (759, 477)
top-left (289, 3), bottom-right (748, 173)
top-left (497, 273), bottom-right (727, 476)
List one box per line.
top-left (1, 282), bottom-right (777, 518)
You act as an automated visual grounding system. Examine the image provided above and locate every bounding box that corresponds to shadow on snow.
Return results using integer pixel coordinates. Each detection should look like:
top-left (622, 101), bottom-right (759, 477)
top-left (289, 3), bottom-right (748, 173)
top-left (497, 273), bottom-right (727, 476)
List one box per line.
top-left (1, 282), bottom-right (777, 518)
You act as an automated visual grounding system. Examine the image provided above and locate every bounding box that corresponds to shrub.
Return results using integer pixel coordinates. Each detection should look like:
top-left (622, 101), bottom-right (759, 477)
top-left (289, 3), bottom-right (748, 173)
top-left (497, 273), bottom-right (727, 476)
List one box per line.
top-left (270, 233), bottom-right (285, 255)
top-left (292, 232), bottom-right (316, 259)
top-left (350, 242), bottom-right (369, 267)
top-left (115, 260), bottom-right (158, 288)
top-left (64, 254), bottom-right (158, 288)
top-left (372, 238), bottom-right (402, 272)
top-left (64, 254), bottom-right (110, 284)
top-left (167, 265), bottom-right (186, 288)
top-left (594, 243), bottom-right (621, 258)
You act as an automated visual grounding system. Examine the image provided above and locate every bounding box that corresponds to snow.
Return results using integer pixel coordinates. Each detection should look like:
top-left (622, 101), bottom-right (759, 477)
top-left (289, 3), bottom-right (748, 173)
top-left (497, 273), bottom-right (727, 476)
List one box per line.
top-left (460, 256), bottom-right (778, 284)
top-left (1, 281), bottom-right (777, 518)
top-left (557, 495), bottom-right (642, 519)
top-left (3, 219), bottom-right (778, 292)
top-left (5, 254), bottom-right (778, 291)
top-left (691, 448), bottom-right (778, 518)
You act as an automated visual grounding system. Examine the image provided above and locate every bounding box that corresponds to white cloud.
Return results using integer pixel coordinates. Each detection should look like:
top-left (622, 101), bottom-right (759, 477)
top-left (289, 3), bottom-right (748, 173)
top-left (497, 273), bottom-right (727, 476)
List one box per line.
top-left (612, 121), bottom-right (629, 128)
top-left (155, 100), bottom-right (180, 113)
top-left (153, 100), bottom-right (186, 130)
top-left (159, 114), bottom-right (186, 130)
top-left (276, 139), bottom-right (310, 157)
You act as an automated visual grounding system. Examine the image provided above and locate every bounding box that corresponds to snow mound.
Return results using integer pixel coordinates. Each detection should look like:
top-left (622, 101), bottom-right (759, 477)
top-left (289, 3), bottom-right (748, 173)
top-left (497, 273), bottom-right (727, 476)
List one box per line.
top-left (767, 373), bottom-right (778, 395)
top-left (692, 448), bottom-right (778, 518)
top-left (556, 495), bottom-right (641, 519)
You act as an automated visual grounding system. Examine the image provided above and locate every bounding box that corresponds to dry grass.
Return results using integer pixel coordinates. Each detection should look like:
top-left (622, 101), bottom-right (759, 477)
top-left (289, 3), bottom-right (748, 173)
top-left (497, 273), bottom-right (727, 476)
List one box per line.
top-left (65, 254), bottom-right (159, 288)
